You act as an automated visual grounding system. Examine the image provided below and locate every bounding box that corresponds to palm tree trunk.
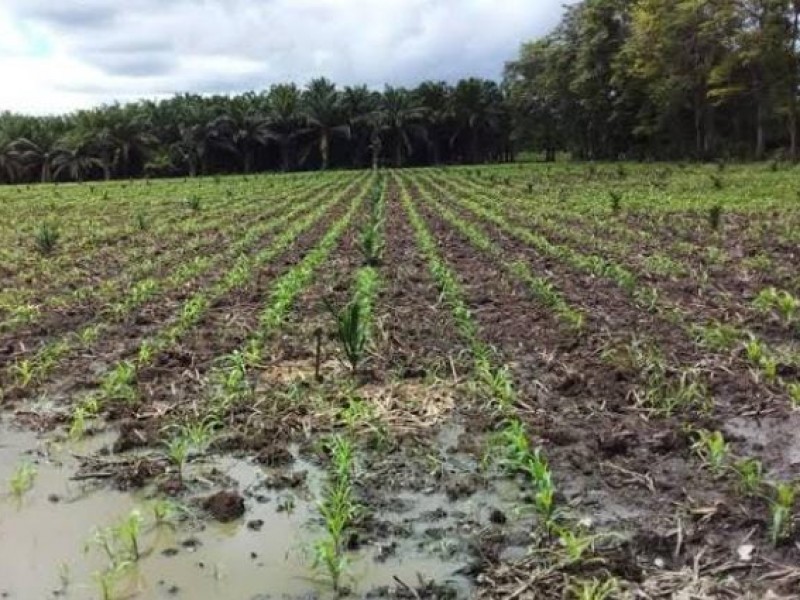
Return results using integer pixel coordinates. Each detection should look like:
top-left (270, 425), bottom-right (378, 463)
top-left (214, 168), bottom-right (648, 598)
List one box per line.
top-left (280, 142), bottom-right (290, 172)
top-left (394, 138), bottom-right (403, 168)
top-left (244, 148), bottom-right (254, 173)
top-left (320, 131), bottom-right (330, 170)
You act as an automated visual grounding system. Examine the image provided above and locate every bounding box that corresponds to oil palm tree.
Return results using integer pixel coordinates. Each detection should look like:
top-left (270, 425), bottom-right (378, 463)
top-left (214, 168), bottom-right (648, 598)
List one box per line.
top-left (299, 78), bottom-right (350, 170)
top-left (450, 78), bottom-right (505, 163)
top-left (375, 87), bottom-right (428, 167)
top-left (51, 141), bottom-right (101, 182)
top-left (415, 81), bottom-right (453, 164)
top-left (265, 84), bottom-right (303, 172)
top-left (0, 140), bottom-right (19, 183)
top-left (342, 85), bottom-right (380, 168)
top-left (8, 137), bottom-right (58, 183)
top-left (224, 97), bottom-right (270, 173)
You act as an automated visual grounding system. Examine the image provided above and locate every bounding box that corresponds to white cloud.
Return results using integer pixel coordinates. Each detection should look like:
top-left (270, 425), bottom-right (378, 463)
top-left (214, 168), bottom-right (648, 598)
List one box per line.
top-left (0, 0), bottom-right (567, 115)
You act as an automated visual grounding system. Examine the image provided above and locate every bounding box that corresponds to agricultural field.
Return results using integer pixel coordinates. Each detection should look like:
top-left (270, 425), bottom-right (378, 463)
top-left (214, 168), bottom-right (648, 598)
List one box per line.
top-left (0, 162), bottom-right (799, 599)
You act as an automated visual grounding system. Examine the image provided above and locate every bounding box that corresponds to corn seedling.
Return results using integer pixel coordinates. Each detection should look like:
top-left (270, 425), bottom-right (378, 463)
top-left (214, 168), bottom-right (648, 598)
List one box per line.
top-left (312, 538), bottom-right (348, 592)
top-left (115, 510), bottom-right (144, 561)
top-left (101, 361), bottom-right (138, 403)
top-left (476, 360), bottom-right (515, 410)
top-left (179, 419), bottom-right (219, 454)
top-left (568, 577), bottom-right (619, 600)
top-left (93, 562), bottom-right (131, 600)
top-left (359, 221), bottom-right (384, 266)
top-left (769, 481), bottom-right (796, 545)
top-left (314, 435), bottom-right (360, 592)
top-left (165, 436), bottom-right (190, 482)
top-left (8, 462), bottom-right (37, 497)
top-left (788, 383), bottom-right (800, 409)
top-left (754, 287), bottom-right (798, 324)
top-left (150, 499), bottom-right (186, 527)
top-left (691, 430), bottom-right (728, 476)
top-left (733, 458), bottom-right (764, 497)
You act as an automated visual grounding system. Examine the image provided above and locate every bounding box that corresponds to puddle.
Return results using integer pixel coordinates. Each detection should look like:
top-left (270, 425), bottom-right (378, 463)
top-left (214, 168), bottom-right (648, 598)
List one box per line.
top-left (0, 423), bottom-right (471, 599)
top-left (724, 414), bottom-right (800, 478)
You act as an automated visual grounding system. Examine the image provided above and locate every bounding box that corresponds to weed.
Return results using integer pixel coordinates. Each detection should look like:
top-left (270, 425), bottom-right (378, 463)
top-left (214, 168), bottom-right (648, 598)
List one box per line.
top-left (707, 203), bottom-right (723, 229)
top-left (609, 191), bottom-right (622, 213)
top-left (327, 299), bottom-right (369, 371)
top-left (134, 211), bottom-right (148, 231)
top-left (35, 222), bottom-right (60, 255)
top-left (186, 195), bottom-right (201, 211)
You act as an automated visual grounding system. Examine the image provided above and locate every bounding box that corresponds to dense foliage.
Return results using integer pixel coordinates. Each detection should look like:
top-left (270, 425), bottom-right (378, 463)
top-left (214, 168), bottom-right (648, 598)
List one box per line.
top-left (0, 79), bottom-right (513, 183)
top-left (505, 0), bottom-right (800, 160)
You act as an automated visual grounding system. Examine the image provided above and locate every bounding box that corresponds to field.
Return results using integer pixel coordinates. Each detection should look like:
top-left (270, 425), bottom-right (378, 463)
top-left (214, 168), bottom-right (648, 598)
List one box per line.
top-left (1, 163), bottom-right (799, 599)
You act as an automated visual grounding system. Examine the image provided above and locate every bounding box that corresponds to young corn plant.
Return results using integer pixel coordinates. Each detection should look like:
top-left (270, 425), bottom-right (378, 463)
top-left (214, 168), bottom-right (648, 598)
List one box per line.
top-left (733, 458), bottom-right (764, 497)
top-left (359, 220), bottom-right (384, 267)
top-left (754, 287), bottom-right (799, 325)
top-left (788, 383), bottom-right (800, 410)
top-left (100, 361), bottom-right (138, 403)
top-left (769, 481), bottom-right (796, 546)
top-left (8, 462), bottom-right (37, 498)
top-left (691, 430), bottom-right (728, 476)
top-left (165, 436), bottom-right (191, 484)
top-left (314, 435), bottom-right (360, 592)
top-left (568, 577), bottom-right (619, 600)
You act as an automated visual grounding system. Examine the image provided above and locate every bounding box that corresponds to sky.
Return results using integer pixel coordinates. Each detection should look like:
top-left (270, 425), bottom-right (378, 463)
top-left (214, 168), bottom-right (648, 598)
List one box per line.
top-left (0, 0), bottom-right (567, 116)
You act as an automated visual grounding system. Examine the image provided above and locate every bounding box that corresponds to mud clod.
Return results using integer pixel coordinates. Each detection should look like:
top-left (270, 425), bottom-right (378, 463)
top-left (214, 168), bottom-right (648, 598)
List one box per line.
top-left (203, 490), bottom-right (246, 522)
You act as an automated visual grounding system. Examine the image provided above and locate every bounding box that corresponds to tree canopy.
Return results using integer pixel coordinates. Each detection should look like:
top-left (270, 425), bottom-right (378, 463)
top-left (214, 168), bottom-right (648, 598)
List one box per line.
top-left (0, 78), bottom-right (513, 184)
top-left (505, 0), bottom-right (800, 160)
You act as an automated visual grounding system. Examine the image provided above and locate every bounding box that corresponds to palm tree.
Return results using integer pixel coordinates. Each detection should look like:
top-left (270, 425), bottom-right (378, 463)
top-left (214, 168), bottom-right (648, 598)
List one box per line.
top-left (8, 137), bottom-right (58, 183)
top-left (300, 78), bottom-right (350, 170)
top-left (265, 84), bottom-right (303, 172)
top-left (450, 78), bottom-right (503, 163)
top-left (51, 142), bottom-right (101, 182)
top-left (224, 97), bottom-right (270, 173)
top-left (0, 140), bottom-right (19, 183)
top-left (342, 85), bottom-right (380, 168)
top-left (415, 81), bottom-right (453, 165)
top-left (375, 87), bottom-right (428, 167)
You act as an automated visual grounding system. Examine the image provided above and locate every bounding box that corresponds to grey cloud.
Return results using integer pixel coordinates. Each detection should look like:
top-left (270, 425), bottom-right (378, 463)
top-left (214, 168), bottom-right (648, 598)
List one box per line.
top-left (5, 0), bottom-right (570, 113)
top-left (83, 51), bottom-right (175, 77)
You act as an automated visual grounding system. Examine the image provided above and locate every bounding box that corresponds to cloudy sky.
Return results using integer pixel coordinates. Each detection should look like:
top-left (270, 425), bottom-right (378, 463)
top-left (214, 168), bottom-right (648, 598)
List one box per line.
top-left (0, 0), bottom-right (567, 115)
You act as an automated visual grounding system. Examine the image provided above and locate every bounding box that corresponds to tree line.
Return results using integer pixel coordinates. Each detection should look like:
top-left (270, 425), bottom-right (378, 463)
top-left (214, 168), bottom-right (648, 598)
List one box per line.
top-left (0, 78), bottom-right (512, 183)
top-left (2, 0), bottom-right (798, 184)
top-left (505, 0), bottom-right (800, 161)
